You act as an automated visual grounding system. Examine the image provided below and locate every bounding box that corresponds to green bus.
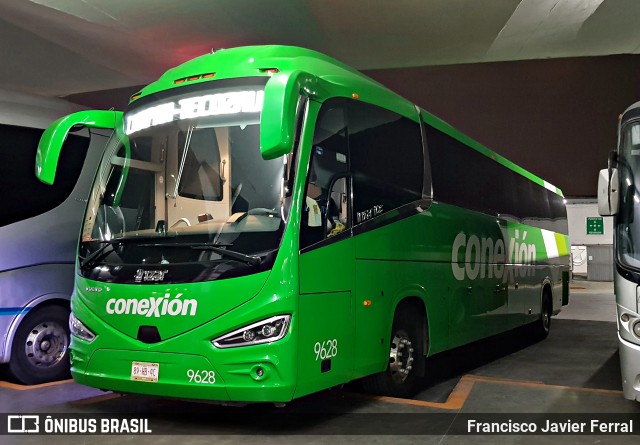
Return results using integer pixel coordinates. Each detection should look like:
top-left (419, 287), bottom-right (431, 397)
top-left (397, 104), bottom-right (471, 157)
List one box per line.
top-left (35, 45), bottom-right (570, 402)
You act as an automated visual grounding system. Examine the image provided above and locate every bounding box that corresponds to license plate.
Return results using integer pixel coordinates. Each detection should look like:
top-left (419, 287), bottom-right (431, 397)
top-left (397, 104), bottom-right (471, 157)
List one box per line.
top-left (131, 361), bottom-right (159, 382)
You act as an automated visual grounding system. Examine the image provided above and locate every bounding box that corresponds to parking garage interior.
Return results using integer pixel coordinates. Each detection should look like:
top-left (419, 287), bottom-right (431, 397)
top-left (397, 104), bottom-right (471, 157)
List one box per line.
top-left (1, 1), bottom-right (640, 443)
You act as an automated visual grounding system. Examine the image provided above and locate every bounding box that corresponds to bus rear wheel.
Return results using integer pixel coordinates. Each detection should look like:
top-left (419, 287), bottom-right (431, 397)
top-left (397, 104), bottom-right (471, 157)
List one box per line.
top-left (8, 305), bottom-right (71, 385)
top-left (532, 291), bottom-right (552, 339)
top-left (361, 305), bottom-right (423, 398)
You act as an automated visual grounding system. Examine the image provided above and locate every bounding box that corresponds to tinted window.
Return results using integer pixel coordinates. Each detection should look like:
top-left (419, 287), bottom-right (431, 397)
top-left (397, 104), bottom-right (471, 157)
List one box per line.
top-left (427, 125), bottom-right (484, 213)
top-left (614, 121), bottom-right (640, 269)
top-left (300, 100), bottom-right (350, 249)
top-left (301, 99), bottom-right (427, 249)
top-left (349, 101), bottom-right (423, 225)
top-left (0, 124), bottom-right (89, 227)
top-left (427, 124), bottom-right (567, 233)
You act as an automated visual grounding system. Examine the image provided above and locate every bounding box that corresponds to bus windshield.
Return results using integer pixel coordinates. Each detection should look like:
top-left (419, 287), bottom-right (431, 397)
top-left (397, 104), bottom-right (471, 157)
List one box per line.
top-left (616, 120), bottom-right (640, 271)
top-left (79, 79), bottom-right (291, 283)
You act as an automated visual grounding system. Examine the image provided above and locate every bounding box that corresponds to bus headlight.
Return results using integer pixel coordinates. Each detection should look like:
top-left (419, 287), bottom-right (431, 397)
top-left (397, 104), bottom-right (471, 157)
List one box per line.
top-left (212, 315), bottom-right (291, 349)
top-left (69, 312), bottom-right (96, 342)
top-left (634, 322), bottom-right (640, 338)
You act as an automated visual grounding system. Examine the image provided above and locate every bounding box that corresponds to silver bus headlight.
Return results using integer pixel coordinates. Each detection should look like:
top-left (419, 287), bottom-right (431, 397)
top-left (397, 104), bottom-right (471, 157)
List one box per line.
top-left (69, 312), bottom-right (96, 342)
top-left (212, 315), bottom-right (291, 348)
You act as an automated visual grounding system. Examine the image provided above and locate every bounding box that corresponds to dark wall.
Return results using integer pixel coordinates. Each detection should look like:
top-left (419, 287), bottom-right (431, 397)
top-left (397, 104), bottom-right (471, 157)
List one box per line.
top-left (364, 55), bottom-right (640, 198)
top-left (67, 54), bottom-right (640, 197)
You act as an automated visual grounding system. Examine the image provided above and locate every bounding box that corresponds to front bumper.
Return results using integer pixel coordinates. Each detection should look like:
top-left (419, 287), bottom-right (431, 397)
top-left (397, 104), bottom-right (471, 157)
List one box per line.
top-left (71, 347), bottom-right (295, 402)
top-left (69, 294), bottom-right (297, 403)
top-left (618, 332), bottom-right (640, 402)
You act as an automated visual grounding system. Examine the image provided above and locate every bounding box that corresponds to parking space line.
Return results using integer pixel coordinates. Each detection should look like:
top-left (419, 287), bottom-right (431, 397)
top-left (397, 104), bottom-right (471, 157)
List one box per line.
top-left (468, 374), bottom-right (625, 395)
top-left (368, 375), bottom-right (477, 410)
top-left (0, 379), bottom-right (73, 391)
top-left (364, 374), bottom-right (624, 410)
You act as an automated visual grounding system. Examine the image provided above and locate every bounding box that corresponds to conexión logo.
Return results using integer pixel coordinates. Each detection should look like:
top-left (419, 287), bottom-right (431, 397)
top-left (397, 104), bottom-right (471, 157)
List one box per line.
top-left (105, 293), bottom-right (198, 317)
top-left (451, 230), bottom-right (537, 281)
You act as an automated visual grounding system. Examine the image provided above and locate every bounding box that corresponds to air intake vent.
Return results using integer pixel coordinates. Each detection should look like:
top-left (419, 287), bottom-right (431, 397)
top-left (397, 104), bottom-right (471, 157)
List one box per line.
top-left (137, 326), bottom-right (161, 344)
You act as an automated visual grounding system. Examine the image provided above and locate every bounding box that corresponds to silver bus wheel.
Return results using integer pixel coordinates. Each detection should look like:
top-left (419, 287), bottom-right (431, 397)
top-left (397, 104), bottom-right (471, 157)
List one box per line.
top-left (8, 305), bottom-right (71, 385)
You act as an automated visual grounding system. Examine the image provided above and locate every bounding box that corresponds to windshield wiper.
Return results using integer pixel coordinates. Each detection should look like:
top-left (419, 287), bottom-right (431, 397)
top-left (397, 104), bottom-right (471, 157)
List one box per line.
top-left (247, 208), bottom-right (280, 217)
top-left (136, 242), bottom-right (261, 266)
top-left (81, 236), bottom-right (163, 269)
top-left (79, 239), bottom-right (125, 270)
top-left (136, 242), bottom-right (232, 248)
top-left (190, 245), bottom-right (261, 266)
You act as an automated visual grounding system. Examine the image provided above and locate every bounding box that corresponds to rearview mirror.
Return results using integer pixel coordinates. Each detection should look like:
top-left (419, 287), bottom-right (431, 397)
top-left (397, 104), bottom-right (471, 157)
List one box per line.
top-left (598, 168), bottom-right (619, 216)
top-left (260, 71), bottom-right (323, 160)
top-left (36, 110), bottom-right (123, 185)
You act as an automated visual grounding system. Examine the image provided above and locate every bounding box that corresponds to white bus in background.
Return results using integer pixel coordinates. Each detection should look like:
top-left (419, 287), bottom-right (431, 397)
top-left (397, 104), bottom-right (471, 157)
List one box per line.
top-left (599, 101), bottom-right (640, 402)
top-left (0, 89), bottom-right (106, 384)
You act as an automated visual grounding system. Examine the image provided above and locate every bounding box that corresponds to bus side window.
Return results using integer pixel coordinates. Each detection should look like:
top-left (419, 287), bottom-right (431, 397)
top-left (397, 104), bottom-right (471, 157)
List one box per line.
top-left (349, 101), bottom-right (423, 226)
top-left (300, 101), bottom-right (350, 250)
top-left (1, 124), bottom-right (89, 228)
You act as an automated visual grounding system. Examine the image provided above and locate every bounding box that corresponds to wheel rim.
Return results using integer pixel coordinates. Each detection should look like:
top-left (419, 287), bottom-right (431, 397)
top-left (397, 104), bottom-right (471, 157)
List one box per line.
top-left (389, 331), bottom-right (414, 383)
top-left (23, 321), bottom-right (68, 368)
top-left (542, 304), bottom-right (550, 332)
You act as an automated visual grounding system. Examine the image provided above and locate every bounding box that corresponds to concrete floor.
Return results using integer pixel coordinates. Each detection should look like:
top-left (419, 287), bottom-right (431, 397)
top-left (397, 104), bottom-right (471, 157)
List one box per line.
top-left (2, 280), bottom-right (639, 444)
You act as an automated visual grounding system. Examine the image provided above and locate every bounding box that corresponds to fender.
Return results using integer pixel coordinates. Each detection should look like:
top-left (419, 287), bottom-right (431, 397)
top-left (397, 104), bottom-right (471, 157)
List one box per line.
top-left (540, 276), bottom-right (554, 316)
top-left (387, 284), bottom-right (430, 374)
top-left (1, 293), bottom-right (69, 362)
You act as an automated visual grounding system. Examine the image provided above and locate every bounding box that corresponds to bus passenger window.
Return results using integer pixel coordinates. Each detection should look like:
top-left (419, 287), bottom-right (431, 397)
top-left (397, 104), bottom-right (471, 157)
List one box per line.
top-left (348, 101), bottom-right (423, 226)
top-left (1, 124), bottom-right (89, 228)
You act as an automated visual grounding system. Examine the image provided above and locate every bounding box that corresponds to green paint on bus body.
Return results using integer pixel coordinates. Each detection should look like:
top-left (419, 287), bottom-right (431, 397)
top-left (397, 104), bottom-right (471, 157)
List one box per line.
top-left (36, 45), bottom-right (569, 402)
top-left (36, 110), bottom-right (122, 185)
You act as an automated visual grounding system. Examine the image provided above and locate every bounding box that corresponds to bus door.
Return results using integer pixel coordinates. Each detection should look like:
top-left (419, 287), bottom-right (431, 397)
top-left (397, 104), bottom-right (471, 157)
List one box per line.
top-left (296, 101), bottom-right (355, 396)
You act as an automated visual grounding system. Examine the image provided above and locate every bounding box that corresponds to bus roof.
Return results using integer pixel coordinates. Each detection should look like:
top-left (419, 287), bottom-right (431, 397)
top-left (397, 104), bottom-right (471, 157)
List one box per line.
top-left (131, 45), bottom-right (563, 197)
top-left (623, 100), bottom-right (640, 114)
top-left (621, 100), bottom-right (640, 125)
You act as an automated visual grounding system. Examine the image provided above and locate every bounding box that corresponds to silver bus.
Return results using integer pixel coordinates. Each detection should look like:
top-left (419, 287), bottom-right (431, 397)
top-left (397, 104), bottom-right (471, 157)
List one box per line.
top-left (0, 89), bottom-right (105, 384)
top-left (598, 101), bottom-right (640, 402)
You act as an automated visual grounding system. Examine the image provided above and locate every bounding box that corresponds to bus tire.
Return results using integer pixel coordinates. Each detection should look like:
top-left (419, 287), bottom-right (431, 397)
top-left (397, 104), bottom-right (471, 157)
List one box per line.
top-left (361, 305), bottom-right (423, 398)
top-left (532, 290), bottom-right (552, 339)
top-left (7, 305), bottom-right (71, 385)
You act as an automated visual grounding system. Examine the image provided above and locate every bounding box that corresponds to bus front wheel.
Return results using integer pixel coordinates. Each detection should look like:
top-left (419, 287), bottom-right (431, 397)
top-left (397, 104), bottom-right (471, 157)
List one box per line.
top-left (361, 305), bottom-right (424, 398)
top-left (8, 305), bottom-right (71, 385)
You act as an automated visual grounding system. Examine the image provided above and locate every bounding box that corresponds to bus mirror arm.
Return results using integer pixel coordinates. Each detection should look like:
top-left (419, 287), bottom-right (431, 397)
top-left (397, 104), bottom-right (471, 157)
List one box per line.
top-left (36, 110), bottom-right (123, 185)
top-left (607, 151), bottom-right (619, 215)
top-left (608, 150), bottom-right (618, 173)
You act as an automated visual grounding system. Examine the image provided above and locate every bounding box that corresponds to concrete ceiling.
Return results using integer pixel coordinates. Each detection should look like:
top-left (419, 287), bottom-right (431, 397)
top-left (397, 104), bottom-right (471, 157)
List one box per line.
top-left (1, 0), bottom-right (640, 97)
